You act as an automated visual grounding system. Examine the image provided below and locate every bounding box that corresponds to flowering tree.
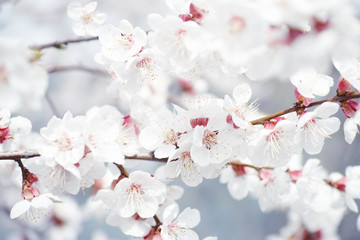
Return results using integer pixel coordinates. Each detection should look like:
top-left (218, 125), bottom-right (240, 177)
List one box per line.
top-left (2, 0), bottom-right (360, 239)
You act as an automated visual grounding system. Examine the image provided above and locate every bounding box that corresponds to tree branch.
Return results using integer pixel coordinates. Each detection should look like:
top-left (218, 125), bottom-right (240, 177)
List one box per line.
top-left (47, 65), bottom-right (106, 75)
top-left (0, 150), bottom-right (40, 160)
top-left (31, 36), bottom-right (98, 50)
top-left (125, 153), bottom-right (168, 163)
top-left (14, 159), bottom-right (27, 181)
top-left (250, 93), bottom-right (360, 125)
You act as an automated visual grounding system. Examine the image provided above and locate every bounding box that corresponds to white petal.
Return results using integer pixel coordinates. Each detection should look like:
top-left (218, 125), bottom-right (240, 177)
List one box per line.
top-left (67, 2), bottom-right (82, 19)
top-left (228, 178), bottom-right (248, 200)
top-left (181, 163), bottom-right (203, 187)
top-left (314, 102), bottom-right (339, 119)
top-left (118, 19), bottom-right (134, 34)
top-left (137, 195), bottom-right (159, 218)
top-left (193, 126), bottom-right (205, 147)
top-left (182, 229), bottom-right (199, 240)
top-left (163, 204), bottom-right (179, 223)
top-left (344, 119), bottom-right (358, 144)
top-left (73, 22), bottom-right (87, 36)
top-left (118, 215), bottom-right (152, 237)
top-left (31, 195), bottom-right (53, 208)
top-left (155, 144), bottom-right (175, 158)
top-left (139, 127), bottom-right (163, 150)
top-left (233, 83), bottom-right (251, 106)
top-left (345, 195), bottom-right (358, 213)
top-left (177, 207), bottom-right (200, 228)
top-left (10, 200), bottom-right (30, 219)
top-left (85, 2), bottom-right (97, 13)
top-left (191, 146), bottom-right (210, 166)
top-left (93, 13), bottom-right (107, 24)
top-left (10, 116), bottom-right (32, 134)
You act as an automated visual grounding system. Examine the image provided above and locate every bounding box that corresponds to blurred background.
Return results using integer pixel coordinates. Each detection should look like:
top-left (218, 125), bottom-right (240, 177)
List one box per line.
top-left (1, 0), bottom-right (360, 239)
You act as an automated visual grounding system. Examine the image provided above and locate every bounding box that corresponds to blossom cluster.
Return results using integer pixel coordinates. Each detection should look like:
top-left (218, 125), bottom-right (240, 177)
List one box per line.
top-left (1, 0), bottom-right (360, 239)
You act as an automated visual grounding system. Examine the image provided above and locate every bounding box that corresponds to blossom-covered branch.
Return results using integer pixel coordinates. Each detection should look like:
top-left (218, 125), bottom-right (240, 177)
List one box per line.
top-left (250, 93), bottom-right (360, 125)
top-left (31, 36), bottom-right (98, 50)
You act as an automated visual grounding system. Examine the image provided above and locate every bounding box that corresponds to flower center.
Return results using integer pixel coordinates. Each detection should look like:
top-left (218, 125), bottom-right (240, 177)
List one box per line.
top-left (118, 34), bottom-right (134, 49)
top-left (56, 135), bottom-right (74, 151)
top-left (228, 15), bottom-right (246, 34)
top-left (0, 127), bottom-right (11, 144)
top-left (164, 129), bottom-right (180, 145)
top-left (126, 183), bottom-right (144, 195)
top-left (168, 222), bottom-right (180, 236)
top-left (81, 12), bottom-right (92, 24)
top-left (136, 57), bottom-right (152, 69)
top-left (203, 129), bottom-right (218, 150)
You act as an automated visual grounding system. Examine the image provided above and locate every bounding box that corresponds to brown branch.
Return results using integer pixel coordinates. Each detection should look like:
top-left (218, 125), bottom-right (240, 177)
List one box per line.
top-left (115, 163), bottom-right (130, 178)
top-left (14, 159), bottom-right (27, 181)
top-left (45, 92), bottom-right (60, 118)
top-left (31, 36), bottom-right (98, 50)
top-left (125, 153), bottom-right (168, 163)
top-left (250, 93), bottom-right (360, 125)
top-left (47, 65), bottom-right (106, 75)
top-left (0, 151), bottom-right (168, 163)
top-left (228, 162), bottom-right (274, 172)
top-left (153, 214), bottom-right (162, 230)
top-left (0, 150), bottom-right (40, 160)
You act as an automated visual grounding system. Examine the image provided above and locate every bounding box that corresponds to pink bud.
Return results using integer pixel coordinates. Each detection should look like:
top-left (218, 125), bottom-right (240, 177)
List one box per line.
top-left (313, 17), bottom-right (330, 32)
top-left (189, 3), bottom-right (208, 23)
top-left (264, 117), bottom-right (285, 130)
top-left (338, 77), bottom-right (352, 91)
top-left (342, 100), bottom-right (359, 118)
top-left (231, 164), bottom-right (246, 177)
top-left (178, 78), bottom-right (195, 95)
top-left (259, 169), bottom-right (271, 181)
top-left (179, 14), bottom-right (191, 22)
top-left (22, 181), bottom-right (40, 200)
top-left (285, 27), bottom-right (305, 45)
top-left (289, 170), bottom-right (302, 183)
top-left (294, 88), bottom-right (313, 107)
top-left (334, 177), bottom-right (346, 192)
top-left (26, 172), bottom-right (38, 184)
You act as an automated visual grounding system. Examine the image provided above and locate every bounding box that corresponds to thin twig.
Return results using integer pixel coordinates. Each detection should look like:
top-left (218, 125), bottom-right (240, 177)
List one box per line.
top-left (153, 214), bottom-right (162, 230)
top-left (125, 153), bottom-right (168, 163)
top-left (47, 65), bottom-right (106, 75)
top-left (250, 94), bottom-right (360, 125)
top-left (14, 159), bottom-right (27, 181)
top-left (45, 92), bottom-right (60, 118)
top-left (115, 163), bottom-right (130, 178)
top-left (228, 162), bottom-right (274, 172)
top-left (31, 36), bottom-right (98, 50)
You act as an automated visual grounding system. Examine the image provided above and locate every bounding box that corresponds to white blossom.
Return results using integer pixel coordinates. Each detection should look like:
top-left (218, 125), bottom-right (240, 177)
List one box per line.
top-left (98, 20), bottom-right (147, 62)
top-left (161, 204), bottom-right (201, 240)
top-left (290, 68), bottom-right (333, 99)
top-left (67, 1), bottom-right (107, 36)
top-left (113, 171), bottom-right (166, 218)
top-left (296, 102), bottom-right (340, 154)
